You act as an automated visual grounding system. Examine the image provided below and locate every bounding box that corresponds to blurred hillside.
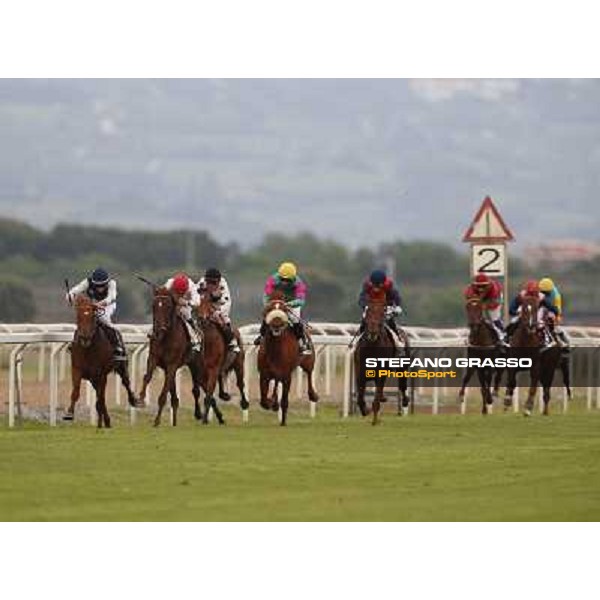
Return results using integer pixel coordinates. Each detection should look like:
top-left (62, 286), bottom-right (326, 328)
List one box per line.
top-left (1, 218), bottom-right (598, 326)
top-left (0, 79), bottom-right (599, 248)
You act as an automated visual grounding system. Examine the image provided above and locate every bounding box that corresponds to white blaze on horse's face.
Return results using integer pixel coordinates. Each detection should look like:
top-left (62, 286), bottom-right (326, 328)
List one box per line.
top-left (266, 307), bottom-right (289, 336)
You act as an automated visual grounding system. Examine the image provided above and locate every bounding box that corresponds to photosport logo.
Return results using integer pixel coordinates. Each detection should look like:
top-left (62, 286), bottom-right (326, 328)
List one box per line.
top-left (359, 347), bottom-right (600, 388)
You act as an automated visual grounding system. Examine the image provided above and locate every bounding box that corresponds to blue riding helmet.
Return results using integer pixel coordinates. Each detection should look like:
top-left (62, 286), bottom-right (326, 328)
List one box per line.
top-left (370, 269), bottom-right (386, 285)
top-left (91, 268), bottom-right (110, 286)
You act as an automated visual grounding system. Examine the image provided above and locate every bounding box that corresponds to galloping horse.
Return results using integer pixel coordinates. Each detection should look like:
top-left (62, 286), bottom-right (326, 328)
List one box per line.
top-left (138, 287), bottom-right (200, 426)
top-left (191, 294), bottom-right (249, 425)
top-left (353, 297), bottom-right (398, 425)
top-left (503, 294), bottom-right (561, 416)
top-left (458, 295), bottom-right (502, 414)
top-left (64, 296), bottom-right (141, 427)
top-left (257, 291), bottom-right (318, 426)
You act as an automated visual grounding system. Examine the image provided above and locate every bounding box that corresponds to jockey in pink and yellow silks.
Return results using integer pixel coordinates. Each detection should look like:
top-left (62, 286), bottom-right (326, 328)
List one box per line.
top-left (254, 261), bottom-right (311, 355)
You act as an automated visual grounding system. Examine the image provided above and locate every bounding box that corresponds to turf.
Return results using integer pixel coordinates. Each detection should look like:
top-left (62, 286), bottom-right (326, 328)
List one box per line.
top-left (1, 405), bottom-right (600, 521)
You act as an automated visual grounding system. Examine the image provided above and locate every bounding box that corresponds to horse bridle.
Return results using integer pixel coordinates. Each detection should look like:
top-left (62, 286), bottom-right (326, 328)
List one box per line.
top-left (76, 303), bottom-right (102, 348)
top-left (152, 292), bottom-right (175, 340)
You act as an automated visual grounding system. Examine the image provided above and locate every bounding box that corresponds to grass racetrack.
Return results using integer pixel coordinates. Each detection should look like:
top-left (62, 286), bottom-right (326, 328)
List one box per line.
top-left (2, 404), bottom-right (600, 521)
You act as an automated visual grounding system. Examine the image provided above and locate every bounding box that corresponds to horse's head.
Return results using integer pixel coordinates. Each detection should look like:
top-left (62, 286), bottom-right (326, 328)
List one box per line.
top-left (264, 296), bottom-right (290, 338)
top-left (465, 295), bottom-right (484, 328)
top-left (75, 296), bottom-right (98, 347)
top-left (197, 293), bottom-right (215, 322)
top-left (520, 294), bottom-right (539, 332)
top-left (365, 298), bottom-right (386, 342)
top-left (152, 287), bottom-right (175, 341)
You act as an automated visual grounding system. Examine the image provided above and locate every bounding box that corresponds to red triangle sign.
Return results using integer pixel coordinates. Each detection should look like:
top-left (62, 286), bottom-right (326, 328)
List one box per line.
top-left (462, 196), bottom-right (514, 242)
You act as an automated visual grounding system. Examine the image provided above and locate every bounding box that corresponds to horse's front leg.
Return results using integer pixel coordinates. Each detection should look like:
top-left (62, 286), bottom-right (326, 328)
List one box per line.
top-left (93, 374), bottom-right (110, 429)
top-left (189, 361), bottom-right (203, 421)
top-left (169, 379), bottom-right (179, 426)
top-left (524, 368), bottom-right (539, 417)
top-left (259, 371), bottom-right (272, 411)
top-left (64, 366), bottom-right (82, 420)
top-left (372, 377), bottom-right (386, 425)
top-left (139, 351), bottom-right (158, 406)
top-left (301, 361), bottom-right (319, 403)
top-left (115, 359), bottom-right (142, 408)
top-left (504, 368), bottom-right (517, 411)
top-left (458, 365), bottom-right (475, 401)
top-left (218, 374), bottom-right (231, 401)
top-left (280, 377), bottom-right (291, 426)
top-left (154, 366), bottom-right (174, 427)
top-left (233, 358), bottom-right (249, 411)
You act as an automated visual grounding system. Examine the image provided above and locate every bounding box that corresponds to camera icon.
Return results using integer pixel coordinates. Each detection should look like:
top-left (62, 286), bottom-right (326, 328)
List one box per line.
top-left (366, 370), bottom-right (376, 378)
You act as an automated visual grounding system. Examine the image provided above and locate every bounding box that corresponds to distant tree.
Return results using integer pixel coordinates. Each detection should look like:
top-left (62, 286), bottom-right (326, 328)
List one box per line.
top-left (0, 277), bottom-right (35, 322)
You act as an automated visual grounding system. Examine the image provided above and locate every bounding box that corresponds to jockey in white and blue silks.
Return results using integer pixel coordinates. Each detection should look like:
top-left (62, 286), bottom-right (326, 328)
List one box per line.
top-left (66, 267), bottom-right (126, 360)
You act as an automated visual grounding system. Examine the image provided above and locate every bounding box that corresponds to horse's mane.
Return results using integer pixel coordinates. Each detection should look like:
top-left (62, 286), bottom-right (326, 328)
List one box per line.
top-left (155, 286), bottom-right (171, 297)
top-left (75, 295), bottom-right (94, 309)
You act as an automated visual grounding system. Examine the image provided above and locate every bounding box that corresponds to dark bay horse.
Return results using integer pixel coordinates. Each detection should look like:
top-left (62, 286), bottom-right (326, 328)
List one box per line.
top-left (458, 295), bottom-right (501, 414)
top-left (257, 292), bottom-right (318, 426)
top-left (353, 297), bottom-right (396, 425)
top-left (64, 296), bottom-right (141, 427)
top-left (503, 295), bottom-right (561, 416)
top-left (191, 295), bottom-right (249, 424)
top-left (138, 287), bottom-right (200, 427)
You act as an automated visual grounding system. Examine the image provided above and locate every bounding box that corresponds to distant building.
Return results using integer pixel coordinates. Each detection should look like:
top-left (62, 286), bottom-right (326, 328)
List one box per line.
top-left (523, 240), bottom-right (600, 267)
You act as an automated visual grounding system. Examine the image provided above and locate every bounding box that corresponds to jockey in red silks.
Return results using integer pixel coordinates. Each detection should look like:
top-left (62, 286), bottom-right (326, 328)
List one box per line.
top-left (507, 279), bottom-right (559, 349)
top-left (164, 272), bottom-right (202, 352)
top-left (358, 269), bottom-right (405, 342)
top-left (463, 273), bottom-right (508, 348)
top-left (254, 261), bottom-right (311, 355)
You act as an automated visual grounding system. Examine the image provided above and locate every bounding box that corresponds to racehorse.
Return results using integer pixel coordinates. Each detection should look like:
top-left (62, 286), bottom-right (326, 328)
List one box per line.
top-left (191, 294), bottom-right (249, 425)
top-left (64, 296), bottom-right (142, 427)
top-left (257, 291), bottom-right (318, 426)
top-left (503, 294), bottom-right (562, 416)
top-left (458, 295), bottom-right (502, 414)
top-left (353, 297), bottom-right (398, 425)
top-left (138, 286), bottom-right (201, 427)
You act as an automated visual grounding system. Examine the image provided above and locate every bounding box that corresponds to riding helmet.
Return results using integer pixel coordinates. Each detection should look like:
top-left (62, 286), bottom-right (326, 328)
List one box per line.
top-left (172, 274), bottom-right (189, 295)
top-left (205, 267), bottom-right (222, 282)
top-left (369, 269), bottom-right (386, 285)
top-left (474, 273), bottom-right (491, 286)
top-left (278, 262), bottom-right (297, 280)
top-left (91, 268), bottom-right (110, 286)
top-left (539, 277), bottom-right (554, 292)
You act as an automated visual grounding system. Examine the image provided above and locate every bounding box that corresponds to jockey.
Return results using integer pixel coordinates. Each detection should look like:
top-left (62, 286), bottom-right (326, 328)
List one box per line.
top-left (507, 280), bottom-right (558, 348)
top-left (197, 267), bottom-right (240, 354)
top-left (463, 273), bottom-right (508, 348)
top-left (358, 269), bottom-right (405, 343)
top-left (66, 267), bottom-right (126, 361)
top-left (164, 272), bottom-right (202, 352)
top-left (539, 277), bottom-right (569, 349)
top-left (254, 261), bottom-right (311, 355)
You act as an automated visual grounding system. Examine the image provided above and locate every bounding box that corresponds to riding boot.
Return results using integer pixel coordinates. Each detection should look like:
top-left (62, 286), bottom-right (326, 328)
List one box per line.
top-left (187, 318), bottom-right (202, 352)
top-left (557, 329), bottom-right (570, 353)
top-left (539, 327), bottom-right (557, 351)
top-left (492, 319), bottom-right (510, 349)
top-left (222, 322), bottom-right (241, 353)
top-left (254, 321), bottom-right (267, 346)
top-left (294, 322), bottom-right (312, 355)
top-left (386, 318), bottom-right (401, 347)
top-left (105, 325), bottom-right (127, 361)
top-left (505, 318), bottom-right (519, 343)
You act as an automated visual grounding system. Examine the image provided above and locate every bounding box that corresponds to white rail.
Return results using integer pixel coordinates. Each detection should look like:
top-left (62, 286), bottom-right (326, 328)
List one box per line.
top-left (2, 323), bottom-right (600, 427)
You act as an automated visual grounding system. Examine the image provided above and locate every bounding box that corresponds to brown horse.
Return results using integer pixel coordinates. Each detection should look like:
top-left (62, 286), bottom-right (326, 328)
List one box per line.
top-left (191, 295), bottom-right (249, 424)
top-left (257, 292), bottom-right (318, 426)
top-left (64, 296), bottom-right (141, 427)
top-left (353, 297), bottom-right (395, 425)
top-left (458, 296), bottom-right (501, 414)
top-left (138, 287), bottom-right (200, 427)
top-left (503, 295), bottom-right (561, 416)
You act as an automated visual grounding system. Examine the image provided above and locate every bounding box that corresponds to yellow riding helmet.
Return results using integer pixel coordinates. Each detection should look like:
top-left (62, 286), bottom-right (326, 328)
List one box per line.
top-left (278, 262), bottom-right (297, 279)
top-left (539, 277), bottom-right (554, 292)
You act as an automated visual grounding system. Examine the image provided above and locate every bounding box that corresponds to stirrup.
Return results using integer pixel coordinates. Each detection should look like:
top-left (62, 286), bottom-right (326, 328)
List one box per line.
top-left (253, 335), bottom-right (261, 346)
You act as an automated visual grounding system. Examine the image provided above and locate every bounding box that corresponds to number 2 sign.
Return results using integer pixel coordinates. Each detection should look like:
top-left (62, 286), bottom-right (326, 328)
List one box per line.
top-left (471, 244), bottom-right (505, 276)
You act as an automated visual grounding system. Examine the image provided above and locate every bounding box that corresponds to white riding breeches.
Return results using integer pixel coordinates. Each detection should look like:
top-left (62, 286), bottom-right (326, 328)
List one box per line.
top-left (97, 303), bottom-right (116, 326)
top-left (485, 306), bottom-right (501, 321)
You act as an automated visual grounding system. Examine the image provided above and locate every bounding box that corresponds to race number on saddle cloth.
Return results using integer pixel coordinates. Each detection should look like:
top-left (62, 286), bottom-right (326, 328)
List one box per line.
top-left (197, 267), bottom-right (240, 353)
top-left (539, 277), bottom-right (569, 349)
top-left (255, 261), bottom-right (311, 355)
top-left (164, 273), bottom-right (202, 352)
top-left (66, 268), bottom-right (126, 361)
top-left (508, 280), bottom-right (559, 348)
top-left (358, 269), bottom-right (405, 346)
top-left (463, 273), bottom-right (508, 348)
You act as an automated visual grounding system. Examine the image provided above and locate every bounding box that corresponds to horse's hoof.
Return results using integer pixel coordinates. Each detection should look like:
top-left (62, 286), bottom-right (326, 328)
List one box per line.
top-left (240, 399), bottom-right (250, 410)
top-left (523, 410), bottom-right (531, 417)
top-left (219, 392), bottom-right (231, 402)
top-left (259, 400), bottom-right (271, 411)
top-left (272, 403), bottom-right (279, 412)
top-left (62, 413), bottom-right (74, 421)
top-left (218, 419), bottom-right (226, 426)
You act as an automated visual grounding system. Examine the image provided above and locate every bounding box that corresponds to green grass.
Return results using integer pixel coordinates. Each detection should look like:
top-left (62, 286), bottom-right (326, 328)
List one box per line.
top-left (1, 405), bottom-right (600, 521)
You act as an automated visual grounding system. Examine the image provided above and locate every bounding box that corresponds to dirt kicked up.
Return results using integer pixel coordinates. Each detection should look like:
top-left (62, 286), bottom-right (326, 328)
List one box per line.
top-left (1, 405), bottom-right (600, 521)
